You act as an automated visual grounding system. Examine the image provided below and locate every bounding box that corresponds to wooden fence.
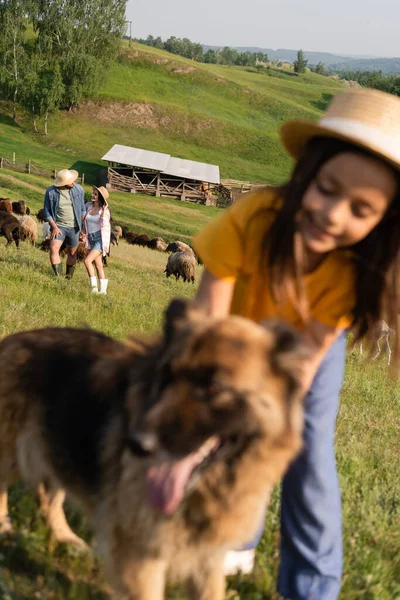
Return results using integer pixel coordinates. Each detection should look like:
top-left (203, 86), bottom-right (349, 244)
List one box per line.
top-left (0, 155), bottom-right (85, 184)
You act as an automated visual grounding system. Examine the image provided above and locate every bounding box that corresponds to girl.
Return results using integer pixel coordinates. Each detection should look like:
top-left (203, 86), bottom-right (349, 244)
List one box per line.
top-left (83, 186), bottom-right (111, 294)
top-left (193, 88), bottom-right (400, 600)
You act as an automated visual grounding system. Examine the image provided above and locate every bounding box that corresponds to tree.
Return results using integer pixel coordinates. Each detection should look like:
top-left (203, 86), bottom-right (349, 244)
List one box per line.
top-left (293, 49), bottom-right (308, 74)
top-left (204, 49), bottom-right (217, 64)
top-left (220, 46), bottom-right (236, 65)
top-left (31, 0), bottom-right (127, 109)
top-left (153, 36), bottom-right (164, 50)
top-left (315, 62), bottom-right (326, 75)
top-left (0, 0), bottom-right (32, 120)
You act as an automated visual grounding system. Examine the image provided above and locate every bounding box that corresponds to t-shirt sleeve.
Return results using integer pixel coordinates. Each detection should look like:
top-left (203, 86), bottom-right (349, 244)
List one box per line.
top-left (193, 190), bottom-right (273, 283)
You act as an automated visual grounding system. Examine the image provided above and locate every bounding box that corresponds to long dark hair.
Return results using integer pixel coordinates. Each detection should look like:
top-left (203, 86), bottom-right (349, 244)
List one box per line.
top-left (263, 137), bottom-right (400, 347)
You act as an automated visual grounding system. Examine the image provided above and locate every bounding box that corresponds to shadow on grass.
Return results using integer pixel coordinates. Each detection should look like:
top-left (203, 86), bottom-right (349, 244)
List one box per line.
top-left (0, 535), bottom-right (107, 600)
top-left (310, 92), bottom-right (334, 111)
top-left (70, 162), bottom-right (108, 187)
top-left (0, 112), bottom-right (21, 129)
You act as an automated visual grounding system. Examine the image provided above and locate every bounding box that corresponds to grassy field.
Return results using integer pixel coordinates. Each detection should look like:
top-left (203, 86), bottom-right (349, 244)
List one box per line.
top-left (0, 42), bottom-right (344, 185)
top-left (0, 174), bottom-right (399, 598)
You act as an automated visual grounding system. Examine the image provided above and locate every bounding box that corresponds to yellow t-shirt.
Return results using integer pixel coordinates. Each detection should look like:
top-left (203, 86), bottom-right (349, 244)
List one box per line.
top-left (193, 187), bottom-right (356, 331)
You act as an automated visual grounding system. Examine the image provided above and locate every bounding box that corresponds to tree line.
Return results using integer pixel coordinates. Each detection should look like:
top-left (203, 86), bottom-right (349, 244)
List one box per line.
top-left (137, 35), bottom-right (269, 67)
top-left (0, 0), bottom-right (127, 133)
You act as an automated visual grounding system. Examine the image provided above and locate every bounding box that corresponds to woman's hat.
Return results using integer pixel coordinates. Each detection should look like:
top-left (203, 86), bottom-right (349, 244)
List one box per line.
top-left (94, 186), bottom-right (109, 202)
top-left (54, 168), bottom-right (79, 187)
top-left (280, 88), bottom-right (400, 170)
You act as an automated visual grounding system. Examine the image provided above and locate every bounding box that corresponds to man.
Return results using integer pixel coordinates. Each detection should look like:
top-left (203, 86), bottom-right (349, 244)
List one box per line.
top-left (44, 168), bottom-right (86, 279)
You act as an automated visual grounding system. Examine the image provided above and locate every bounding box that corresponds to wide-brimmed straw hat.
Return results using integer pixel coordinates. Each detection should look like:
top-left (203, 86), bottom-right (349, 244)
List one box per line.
top-left (54, 168), bottom-right (79, 187)
top-left (94, 186), bottom-right (109, 203)
top-left (280, 88), bottom-right (400, 170)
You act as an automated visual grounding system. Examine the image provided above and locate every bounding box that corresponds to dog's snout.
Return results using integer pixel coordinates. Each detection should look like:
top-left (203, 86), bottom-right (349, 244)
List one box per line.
top-left (127, 430), bottom-right (159, 457)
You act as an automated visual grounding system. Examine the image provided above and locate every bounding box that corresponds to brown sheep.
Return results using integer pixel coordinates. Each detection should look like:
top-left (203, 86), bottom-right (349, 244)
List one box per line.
top-left (19, 215), bottom-right (37, 244)
top-left (12, 201), bottom-right (27, 215)
top-left (0, 210), bottom-right (20, 247)
top-left (40, 239), bottom-right (68, 258)
top-left (125, 231), bottom-right (137, 244)
top-left (111, 231), bottom-right (119, 246)
top-left (149, 237), bottom-right (168, 252)
top-left (164, 251), bottom-right (195, 284)
top-left (113, 226), bottom-right (123, 239)
top-left (166, 241), bottom-right (194, 255)
top-left (0, 199), bottom-right (12, 214)
top-left (133, 234), bottom-right (151, 247)
top-left (36, 208), bottom-right (46, 223)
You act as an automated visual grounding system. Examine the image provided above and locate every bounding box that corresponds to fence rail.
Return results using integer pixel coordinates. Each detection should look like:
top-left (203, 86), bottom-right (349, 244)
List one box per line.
top-left (0, 156), bottom-right (85, 184)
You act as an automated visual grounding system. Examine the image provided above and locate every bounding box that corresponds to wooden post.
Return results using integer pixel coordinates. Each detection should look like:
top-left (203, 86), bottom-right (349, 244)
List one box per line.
top-left (0, 158), bottom-right (3, 169)
top-left (54, 169), bottom-right (57, 179)
top-left (12, 152), bottom-right (15, 164)
top-left (156, 173), bottom-right (160, 197)
top-left (81, 173), bottom-right (85, 185)
top-left (28, 159), bottom-right (31, 174)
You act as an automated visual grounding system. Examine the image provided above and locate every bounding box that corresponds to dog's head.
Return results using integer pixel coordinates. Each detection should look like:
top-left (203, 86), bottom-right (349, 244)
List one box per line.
top-left (127, 299), bottom-right (306, 515)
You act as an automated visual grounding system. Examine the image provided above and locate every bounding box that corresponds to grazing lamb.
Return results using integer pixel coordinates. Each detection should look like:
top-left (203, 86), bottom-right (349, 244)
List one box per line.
top-left (36, 208), bottom-right (46, 223)
top-left (0, 199), bottom-right (12, 214)
top-left (166, 241), bottom-right (194, 255)
top-left (0, 210), bottom-right (20, 247)
top-left (133, 233), bottom-right (151, 247)
top-left (12, 201), bottom-right (27, 215)
top-left (148, 237), bottom-right (168, 252)
top-left (125, 231), bottom-right (137, 244)
top-left (164, 250), bottom-right (195, 284)
top-left (113, 225), bottom-right (122, 239)
top-left (42, 222), bottom-right (51, 240)
top-left (19, 215), bottom-right (37, 244)
top-left (111, 231), bottom-right (119, 246)
top-left (352, 320), bottom-right (395, 366)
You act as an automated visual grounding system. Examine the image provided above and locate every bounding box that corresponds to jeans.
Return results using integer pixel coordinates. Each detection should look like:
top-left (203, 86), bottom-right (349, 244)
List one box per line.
top-left (243, 333), bottom-right (346, 600)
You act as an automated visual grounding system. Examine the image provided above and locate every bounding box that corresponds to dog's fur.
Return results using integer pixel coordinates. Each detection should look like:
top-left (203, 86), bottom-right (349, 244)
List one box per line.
top-left (0, 300), bottom-right (305, 600)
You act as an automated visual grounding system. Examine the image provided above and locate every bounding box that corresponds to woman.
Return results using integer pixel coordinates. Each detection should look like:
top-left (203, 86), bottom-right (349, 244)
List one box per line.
top-left (83, 186), bottom-right (111, 294)
top-left (193, 88), bottom-right (400, 600)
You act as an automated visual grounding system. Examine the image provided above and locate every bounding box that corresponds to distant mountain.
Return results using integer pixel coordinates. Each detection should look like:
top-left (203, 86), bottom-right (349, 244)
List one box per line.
top-left (329, 57), bottom-right (400, 74)
top-left (203, 45), bottom-right (400, 73)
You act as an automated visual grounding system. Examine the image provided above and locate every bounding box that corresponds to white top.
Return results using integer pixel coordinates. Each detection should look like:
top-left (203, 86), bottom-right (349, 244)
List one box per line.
top-left (86, 212), bottom-right (101, 234)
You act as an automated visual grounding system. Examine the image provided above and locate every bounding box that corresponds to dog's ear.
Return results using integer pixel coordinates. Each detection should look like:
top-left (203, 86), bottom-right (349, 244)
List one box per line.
top-left (164, 299), bottom-right (206, 343)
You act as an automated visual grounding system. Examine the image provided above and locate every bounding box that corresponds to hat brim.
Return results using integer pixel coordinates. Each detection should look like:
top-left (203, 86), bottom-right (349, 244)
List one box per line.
top-left (280, 120), bottom-right (400, 172)
top-left (54, 169), bottom-right (79, 187)
top-left (93, 186), bottom-right (109, 202)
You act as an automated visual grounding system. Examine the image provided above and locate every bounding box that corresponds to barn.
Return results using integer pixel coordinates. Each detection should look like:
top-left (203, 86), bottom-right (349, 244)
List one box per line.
top-left (102, 144), bottom-right (223, 204)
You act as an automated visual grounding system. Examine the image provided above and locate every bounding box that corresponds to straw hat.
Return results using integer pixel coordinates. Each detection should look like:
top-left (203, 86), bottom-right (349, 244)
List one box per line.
top-left (54, 168), bottom-right (79, 187)
top-left (280, 88), bottom-right (400, 170)
top-left (94, 186), bottom-right (109, 203)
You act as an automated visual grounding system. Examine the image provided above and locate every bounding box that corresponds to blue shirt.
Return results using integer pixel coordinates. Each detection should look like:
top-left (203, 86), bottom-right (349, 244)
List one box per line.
top-left (44, 184), bottom-right (86, 230)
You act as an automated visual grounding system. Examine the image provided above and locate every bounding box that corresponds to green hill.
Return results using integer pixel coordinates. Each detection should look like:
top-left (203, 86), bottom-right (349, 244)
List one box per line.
top-left (0, 42), bottom-right (344, 186)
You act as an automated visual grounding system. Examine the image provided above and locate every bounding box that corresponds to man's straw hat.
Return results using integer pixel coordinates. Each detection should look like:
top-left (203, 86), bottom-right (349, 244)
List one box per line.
top-left (94, 186), bottom-right (109, 202)
top-left (280, 88), bottom-right (400, 170)
top-left (54, 168), bottom-right (79, 187)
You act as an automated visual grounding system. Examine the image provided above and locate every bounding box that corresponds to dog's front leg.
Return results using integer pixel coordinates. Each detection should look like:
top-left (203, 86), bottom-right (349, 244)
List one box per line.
top-left (36, 483), bottom-right (88, 550)
top-left (185, 557), bottom-right (225, 600)
top-left (111, 557), bottom-right (167, 600)
top-left (0, 483), bottom-right (12, 533)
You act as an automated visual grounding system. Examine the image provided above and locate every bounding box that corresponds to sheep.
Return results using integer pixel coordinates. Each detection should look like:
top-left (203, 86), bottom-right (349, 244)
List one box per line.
top-left (132, 234), bottom-right (151, 247)
top-left (0, 199), bottom-right (12, 213)
top-left (148, 237), bottom-right (167, 252)
top-left (19, 215), bottom-right (37, 244)
top-left (166, 241), bottom-right (194, 255)
top-left (113, 226), bottom-right (123, 239)
top-left (125, 231), bottom-right (137, 244)
top-left (36, 208), bottom-right (46, 223)
top-left (111, 231), bottom-right (119, 246)
top-left (26, 206), bottom-right (31, 215)
top-left (0, 210), bottom-right (20, 247)
top-left (12, 201), bottom-right (27, 215)
top-left (40, 238), bottom-right (67, 258)
top-left (164, 251), bottom-right (195, 284)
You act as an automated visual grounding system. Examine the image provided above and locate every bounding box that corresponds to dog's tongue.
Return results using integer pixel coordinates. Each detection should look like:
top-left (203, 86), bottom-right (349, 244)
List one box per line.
top-left (146, 453), bottom-right (200, 515)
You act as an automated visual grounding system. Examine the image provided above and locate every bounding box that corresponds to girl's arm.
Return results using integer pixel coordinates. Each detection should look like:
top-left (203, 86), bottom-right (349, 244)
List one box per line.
top-left (195, 269), bottom-right (343, 393)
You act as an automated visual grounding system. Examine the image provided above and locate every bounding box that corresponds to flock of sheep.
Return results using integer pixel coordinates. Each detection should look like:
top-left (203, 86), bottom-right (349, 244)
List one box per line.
top-left (0, 201), bottom-right (198, 283)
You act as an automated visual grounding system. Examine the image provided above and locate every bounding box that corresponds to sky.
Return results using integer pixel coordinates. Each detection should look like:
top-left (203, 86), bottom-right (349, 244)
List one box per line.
top-left (125, 0), bottom-right (399, 58)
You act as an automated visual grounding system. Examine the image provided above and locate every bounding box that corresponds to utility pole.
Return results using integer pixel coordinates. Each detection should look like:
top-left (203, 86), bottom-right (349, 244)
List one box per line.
top-left (125, 20), bottom-right (132, 46)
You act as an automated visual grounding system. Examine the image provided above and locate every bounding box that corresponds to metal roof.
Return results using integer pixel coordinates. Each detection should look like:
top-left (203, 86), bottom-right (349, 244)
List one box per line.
top-left (101, 144), bottom-right (170, 172)
top-left (163, 157), bottom-right (220, 185)
top-left (102, 145), bottom-right (220, 185)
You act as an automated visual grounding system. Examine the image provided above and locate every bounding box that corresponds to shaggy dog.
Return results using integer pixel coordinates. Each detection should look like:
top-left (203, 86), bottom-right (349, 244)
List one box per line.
top-left (0, 300), bottom-right (305, 600)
